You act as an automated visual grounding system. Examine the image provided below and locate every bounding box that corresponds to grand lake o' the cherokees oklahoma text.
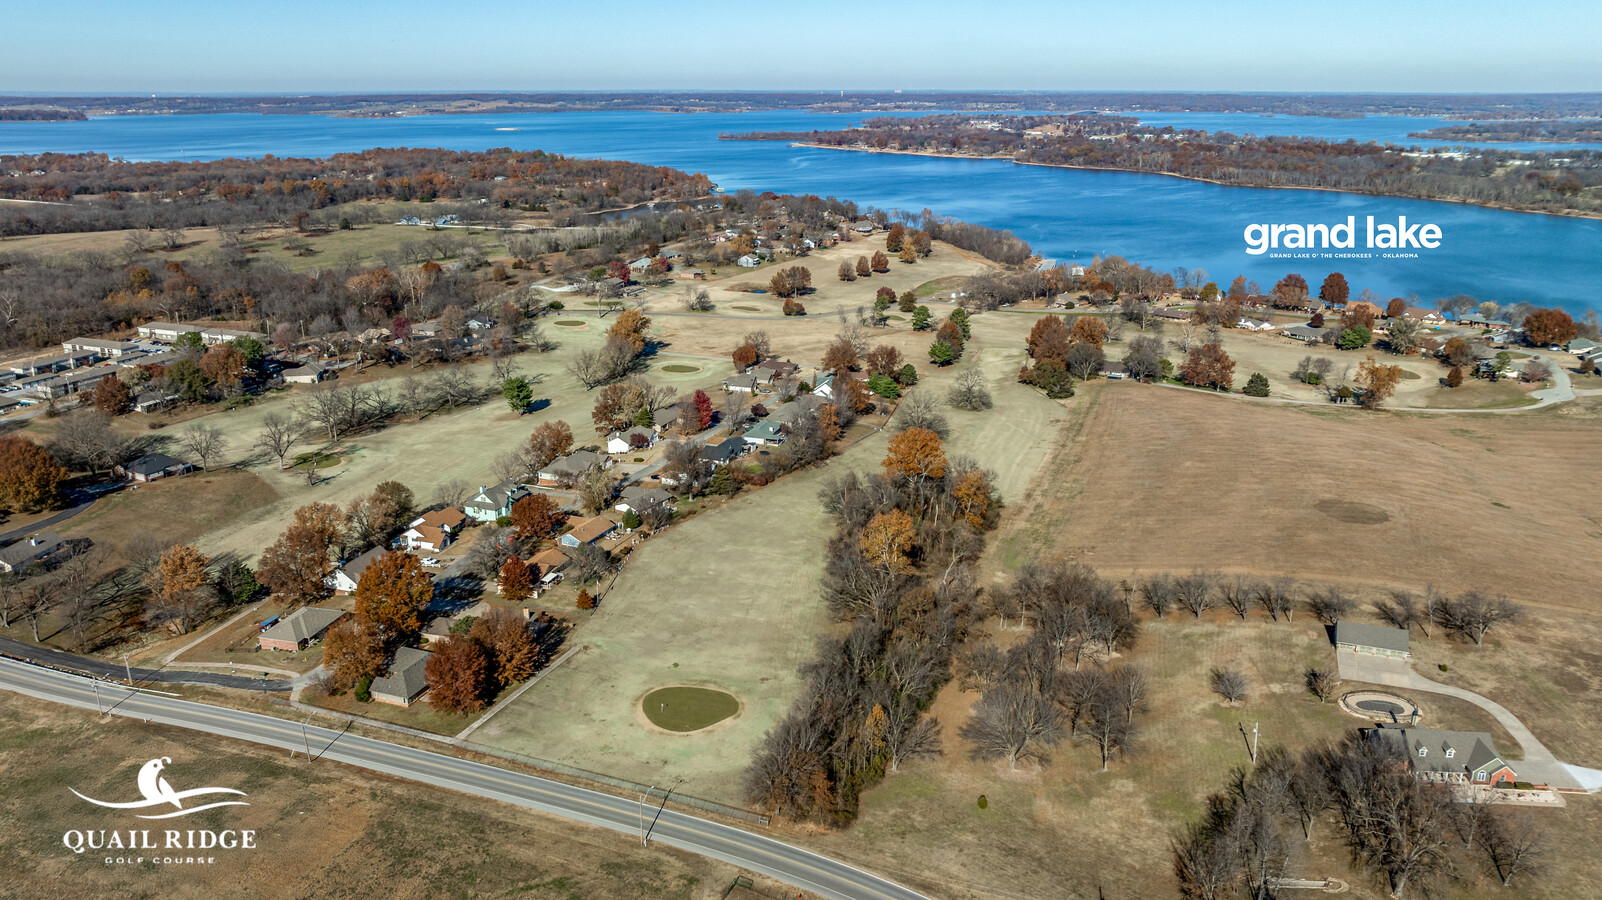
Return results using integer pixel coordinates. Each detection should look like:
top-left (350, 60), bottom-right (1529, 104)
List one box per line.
top-left (1244, 215), bottom-right (1444, 258)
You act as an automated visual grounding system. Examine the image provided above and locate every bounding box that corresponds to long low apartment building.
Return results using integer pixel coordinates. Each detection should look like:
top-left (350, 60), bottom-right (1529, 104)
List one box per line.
top-left (135, 321), bottom-right (268, 345)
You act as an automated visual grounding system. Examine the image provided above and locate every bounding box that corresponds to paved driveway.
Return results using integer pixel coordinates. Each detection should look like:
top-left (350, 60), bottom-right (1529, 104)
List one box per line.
top-left (1336, 651), bottom-right (1582, 790)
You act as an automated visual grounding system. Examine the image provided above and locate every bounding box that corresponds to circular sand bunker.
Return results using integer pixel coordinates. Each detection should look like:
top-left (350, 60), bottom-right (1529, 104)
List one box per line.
top-left (642, 686), bottom-right (740, 733)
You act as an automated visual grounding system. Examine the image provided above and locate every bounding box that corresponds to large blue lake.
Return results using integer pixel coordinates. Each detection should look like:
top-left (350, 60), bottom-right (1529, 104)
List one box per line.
top-left (3, 111), bottom-right (1599, 314)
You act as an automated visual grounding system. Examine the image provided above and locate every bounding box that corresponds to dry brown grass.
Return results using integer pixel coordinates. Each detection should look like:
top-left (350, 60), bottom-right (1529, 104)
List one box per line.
top-left (0, 691), bottom-right (799, 900)
top-left (997, 383), bottom-right (1602, 608)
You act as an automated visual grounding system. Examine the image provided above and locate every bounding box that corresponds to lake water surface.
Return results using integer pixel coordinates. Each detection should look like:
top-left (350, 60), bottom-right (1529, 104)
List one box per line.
top-left (3, 111), bottom-right (1598, 314)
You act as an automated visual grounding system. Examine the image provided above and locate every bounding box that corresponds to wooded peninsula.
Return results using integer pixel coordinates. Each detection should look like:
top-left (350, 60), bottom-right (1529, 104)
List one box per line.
top-left (1407, 119), bottom-right (1602, 143)
top-left (722, 114), bottom-right (1602, 218)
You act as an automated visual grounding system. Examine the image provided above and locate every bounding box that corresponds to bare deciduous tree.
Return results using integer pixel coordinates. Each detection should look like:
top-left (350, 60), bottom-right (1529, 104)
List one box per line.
top-left (1209, 666), bottom-right (1249, 706)
top-left (254, 412), bottom-right (300, 469)
top-left (1305, 667), bottom-right (1339, 703)
top-left (179, 425), bottom-right (228, 471)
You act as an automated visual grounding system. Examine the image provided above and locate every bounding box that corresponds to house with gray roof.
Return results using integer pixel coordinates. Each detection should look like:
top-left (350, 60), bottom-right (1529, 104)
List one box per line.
top-left (743, 420), bottom-right (786, 446)
top-left (462, 479), bottom-right (531, 522)
top-left (615, 486), bottom-right (672, 516)
top-left (0, 532), bottom-right (67, 574)
top-left (118, 452), bottom-right (194, 482)
top-left (1282, 324), bottom-right (1325, 342)
top-left (371, 646), bottom-right (433, 706)
top-left (1365, 724), bottom-right (1519, 787)
top-left (605, 426), bottom-right (657, 454)
top-left (536, 450), bottom-right (607, 488)
top-left (1334, 622), bottom-right (1411, 659)
top-left (765, 394), bottom-right (824, 425)
top-left (327, 546), bottom-right (389, 594)
top-left (258, 607), bottom-right (346, 651)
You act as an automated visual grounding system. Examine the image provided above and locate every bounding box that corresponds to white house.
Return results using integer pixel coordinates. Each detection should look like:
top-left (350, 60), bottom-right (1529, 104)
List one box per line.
top-left (737, 254), bottom-right (761, 268)
top-left (605, 426), bottom-right (657, 454)
top-left (462, 480), bottom-right (530, 523)
top-left (401, 507), bottom-right (468, 552)
top-left (327, 546), bottom-right (387, 594)
top-left (811, 373), bottom-right (836, 400)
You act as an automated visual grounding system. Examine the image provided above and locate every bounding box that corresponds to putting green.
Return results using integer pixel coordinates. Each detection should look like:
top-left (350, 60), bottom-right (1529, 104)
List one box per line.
top-left (553, 319), bottom-right (587, 326)
top-left (660, 364), bottom-right (700, 373)
top-left (642, 686), bottom-right (739, 732)
top-left (731, 305), bottom-right (763, 312)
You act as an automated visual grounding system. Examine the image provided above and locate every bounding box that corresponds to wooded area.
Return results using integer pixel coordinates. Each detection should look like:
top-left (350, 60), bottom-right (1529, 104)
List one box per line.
top-left (726, 115), bottom-right (1602, 217)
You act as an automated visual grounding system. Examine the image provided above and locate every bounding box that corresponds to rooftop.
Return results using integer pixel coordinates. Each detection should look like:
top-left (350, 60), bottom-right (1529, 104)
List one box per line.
top-left (1334, 621), bottom-right (1411, 655)
top-left (260, 607), bottom-right (345, 644)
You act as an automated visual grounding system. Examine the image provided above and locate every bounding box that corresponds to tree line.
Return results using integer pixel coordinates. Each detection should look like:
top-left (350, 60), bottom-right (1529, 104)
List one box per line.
top-left (746, 429), bottom-right (1000, 824)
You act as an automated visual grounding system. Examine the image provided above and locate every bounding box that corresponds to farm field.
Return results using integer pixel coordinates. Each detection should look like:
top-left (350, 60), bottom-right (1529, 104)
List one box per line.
top-left (996, 383), bottom-right (1602, 606)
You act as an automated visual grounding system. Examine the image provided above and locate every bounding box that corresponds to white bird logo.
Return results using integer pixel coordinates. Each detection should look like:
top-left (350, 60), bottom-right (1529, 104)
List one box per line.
top-left (71, 757), bottom-right (249, 819)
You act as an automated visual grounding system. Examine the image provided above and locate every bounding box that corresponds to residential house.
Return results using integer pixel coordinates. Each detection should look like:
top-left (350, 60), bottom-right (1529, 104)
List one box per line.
top-left (0, 532), bottom-right (67, 574)
top-left (765, 394), bottom-right (824, 426)
top-left (62, 337), bottom-right (138, 358)
top-left (1153, 308), bottom-right (1191, 322)
top-left (396, 215), bottom-right (422, 226)
top-left (737, 254), bottom-right (761, 268)
top-left (529, 546), bottom-right (571, 583)
top-left (327, 546), bottom-right (388, 594)
top-left (811, 373), bottom-right (837, 400)
top-left (605, 426), bottom-right (657, 454)
top-left (370, 646), bottom-right (432, 706)
top-left (615, 486), bottom-right (672, 516)
top-left (537, 450), bottom-right (607, 487)
top-left (462, 480), bottom-right (530, 523)
top-left (132, 390), bottom-right (179, 414)
top-left (652, 407), bottom-right (681, 430)
top-left (1365, 724), bottom-right (1521, 787)
top-left (1236, 318), bottom-right (1276, 332)
top-left (722, 373), bottom-right (765, 394)
top-left (1103, 361), bottom-right (1129, 379)
top-left (1334, 622), bottom-right (1411, 660)
top-left (118, 453), bottom-right (194, 482)
top-left (402, 507), bottom-right (468, 552)
top-left (281, 365), bottom-right (327, 384)
top-left (699, 436), bottom-right (748, 466)
top-left (743, 421), bottom-right (786, 446)
top-left (1567, 337), bottom-right (1602, 355)
top-left (257, 608), bottom-right (346, 651)
top-left (560, 516), bottom-right (616, 547)
top-left (1282, 324), bottom-right (1325, 342)
top-left (1400, 307), bottom-right (1446, 326)
top-left (754, 358), bottom-right (801, 380)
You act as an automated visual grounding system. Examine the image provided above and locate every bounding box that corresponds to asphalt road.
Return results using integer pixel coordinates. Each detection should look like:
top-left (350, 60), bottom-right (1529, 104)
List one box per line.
top-left (0, 635), bottom-right (294, 691)
top-left (0, 658), bottom-right (929, 900)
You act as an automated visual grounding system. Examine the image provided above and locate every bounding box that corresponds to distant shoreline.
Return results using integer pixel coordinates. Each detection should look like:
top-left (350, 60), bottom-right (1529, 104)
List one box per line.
top-left (784, 141), bottom-right (1602, 222)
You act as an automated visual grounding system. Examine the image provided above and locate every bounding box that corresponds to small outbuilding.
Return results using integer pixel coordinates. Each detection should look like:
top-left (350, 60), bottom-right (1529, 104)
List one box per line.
top-left (1334, 622), bottom-right (1411, 660)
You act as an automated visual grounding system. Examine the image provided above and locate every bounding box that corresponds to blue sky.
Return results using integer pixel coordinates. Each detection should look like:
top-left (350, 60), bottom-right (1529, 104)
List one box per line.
top-left (4, 0), bottom-right (1598, 93)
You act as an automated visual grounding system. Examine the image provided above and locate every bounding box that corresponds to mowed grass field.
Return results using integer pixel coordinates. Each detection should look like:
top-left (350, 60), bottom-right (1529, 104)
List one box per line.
top-left (472, 314), bottom-right (1063, 808)
top-left (0, 692), bottom-right (787, 900)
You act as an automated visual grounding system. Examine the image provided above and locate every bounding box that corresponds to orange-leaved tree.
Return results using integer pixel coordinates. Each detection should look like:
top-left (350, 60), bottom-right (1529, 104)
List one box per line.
top-left (1179, 344), bottom-right (1236, 391)
top-left (607, 309), bottom-right (652, 354)
top-left (499, 555), bottom-right (534, 603)
top-left (510, 493), bottom-right (562, 543)
top-left (1027, 316), bottom-right (1070, 362)
top-left (425, 634), bottom-right (490, 714)
top-left (354, 550), bottom-right (433, 644)
top-left (0, 435), bottom-right (67, 513)
top-left (1356, 355), bottom-right (1404, 409)
top-left (527, 419), bottom-right (574, 470)
top-left (469, 607), bottom-right (540, 688)
top-left (322, 617), bottom-right (386, 692)
top-left (860, 509), bottom-right (917, 573)
top-left (1068, 316), bottom-right (1109, 348)
top-left (883, 426), bottom-right (947, 482)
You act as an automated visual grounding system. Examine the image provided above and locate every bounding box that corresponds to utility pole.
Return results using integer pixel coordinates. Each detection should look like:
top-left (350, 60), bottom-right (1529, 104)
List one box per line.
top-left (94, 680), bottom-right (102, 714)
top-left (639, 785), bottom-right (654, 847)
top-left (122, 653), bottom-right (133, 686)
top-left (1251, 722), bottom-right (1260, 765)
top-left (301, 714), bottom-right (313, 762)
